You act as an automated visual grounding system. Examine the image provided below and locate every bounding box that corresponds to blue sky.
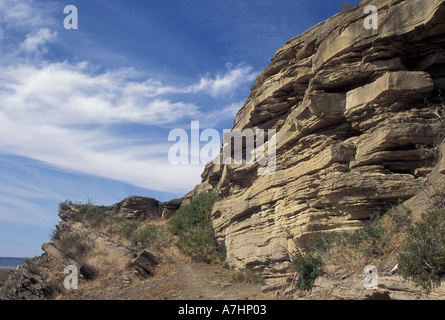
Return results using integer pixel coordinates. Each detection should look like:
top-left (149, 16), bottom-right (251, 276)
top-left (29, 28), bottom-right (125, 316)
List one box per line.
top-left (0, 0), bottom-right (348, 257)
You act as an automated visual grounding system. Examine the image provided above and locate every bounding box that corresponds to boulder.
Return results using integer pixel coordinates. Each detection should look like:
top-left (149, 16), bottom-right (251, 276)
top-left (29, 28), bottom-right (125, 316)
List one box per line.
top-left (41, 242), bottom-right (95, 280)
top-left (131, 250), bottom-right (158, 275)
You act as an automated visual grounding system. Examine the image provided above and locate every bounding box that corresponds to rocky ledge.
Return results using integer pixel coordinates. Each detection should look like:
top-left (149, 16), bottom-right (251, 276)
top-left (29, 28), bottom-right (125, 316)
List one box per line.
top-left (187, 0), bottom-right (445, 281)
top-left (0, 196), bottom-right (177, 300)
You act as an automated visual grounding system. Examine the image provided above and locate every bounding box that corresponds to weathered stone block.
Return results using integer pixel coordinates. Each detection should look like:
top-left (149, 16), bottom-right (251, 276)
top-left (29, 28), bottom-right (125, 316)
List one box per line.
top-left (132, 250), bottom-right (158, 275)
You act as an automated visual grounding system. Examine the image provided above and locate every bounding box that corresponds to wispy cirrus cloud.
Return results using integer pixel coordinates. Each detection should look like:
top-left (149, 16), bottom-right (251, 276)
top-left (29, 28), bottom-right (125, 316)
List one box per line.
top-left (20, 28), bottom-right (57, 53)
top-left (1, 0), bottom-right (44, 27)
top-left (0, 60), bottom-right (257, 193)
top-left (0, 0), bottom-right (58, 64)
top-left (0, 0), bottom-right (259, 235)
top-left (0, 61), bottom-right (256, 126)
top-left (186, 64), bottom-right (257, 98)
top-left (0, 62), bottom-right (201, 126)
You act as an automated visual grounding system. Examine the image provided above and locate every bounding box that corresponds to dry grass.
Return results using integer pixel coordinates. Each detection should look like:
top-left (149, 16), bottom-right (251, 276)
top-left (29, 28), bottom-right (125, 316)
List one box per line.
top-left (228, 269), bottom-right (265, 285)
top-left (340, 1), bottom-right (353, 12)
top-left (142, 283), bottom-right (186, 300)
top-left (306, 204), bottom-right (412, 278)
top-left (84, 242), bottom-right (132, 278)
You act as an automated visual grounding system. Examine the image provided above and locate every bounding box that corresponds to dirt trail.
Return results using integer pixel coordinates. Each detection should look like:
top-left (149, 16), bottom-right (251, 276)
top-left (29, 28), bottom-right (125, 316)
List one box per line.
top-left (133, 251), bottom-right (263, 300)
top-left (61, 250), bottom-right (263, 300)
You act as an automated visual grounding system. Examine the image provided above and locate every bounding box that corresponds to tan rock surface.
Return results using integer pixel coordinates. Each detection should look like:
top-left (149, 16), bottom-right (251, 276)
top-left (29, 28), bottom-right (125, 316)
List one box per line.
top-left (186, 0), bottom-right (445, 281)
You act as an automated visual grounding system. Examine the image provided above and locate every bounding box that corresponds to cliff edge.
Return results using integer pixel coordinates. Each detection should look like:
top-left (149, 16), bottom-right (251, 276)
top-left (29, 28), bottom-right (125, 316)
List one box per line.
top-left (188, 0), bottom-right (445, 282)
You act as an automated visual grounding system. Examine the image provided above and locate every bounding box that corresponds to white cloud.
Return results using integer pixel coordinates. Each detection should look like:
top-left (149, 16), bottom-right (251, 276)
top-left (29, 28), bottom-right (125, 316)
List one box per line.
top-left (3, 1), bottom-right (35, 24)
top-left (187, 64), bottom-right (257, 97)
top-left (0, 62), bottom-right (201, 126)
top-left (20, 28), bottom-right (57, 53)
top-left (0, 62), bottom-right (256, 128)
top-left (0, 187), bottom-right (58, 226)
top-left (200, 101), bottom-right (244, 128)
top-left (1, 0), bottom-right (53, 29)
top-left (0, 109), bottom-right (204, 193)
top-left (0, 61), bottom-right (256, 193)
top-left (0, 0), bottom-right (257, 195)
top-left (0, 0), bottom-right (58, 62)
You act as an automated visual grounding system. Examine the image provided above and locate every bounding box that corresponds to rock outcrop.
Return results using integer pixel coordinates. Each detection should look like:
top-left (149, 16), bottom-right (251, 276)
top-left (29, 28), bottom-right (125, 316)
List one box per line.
top-left (0, 196), bottom-right (182, 300)
top-left (4, 0), bottom-right (445, 300)
top-left (0, 268), bottom-right (53, 300)
top-left (187, 0), bottom-right (445, 281)
top-left (113, 196), bottom-right (182, 220)
top-left (307, 271), bottom-right (445, 300)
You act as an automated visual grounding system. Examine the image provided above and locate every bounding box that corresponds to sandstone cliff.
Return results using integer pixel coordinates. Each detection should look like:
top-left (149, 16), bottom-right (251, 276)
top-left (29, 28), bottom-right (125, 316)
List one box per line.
top-left (3, 0), bottom-right (445, 301)
top-left (187, 0), bottom-right (445, 282)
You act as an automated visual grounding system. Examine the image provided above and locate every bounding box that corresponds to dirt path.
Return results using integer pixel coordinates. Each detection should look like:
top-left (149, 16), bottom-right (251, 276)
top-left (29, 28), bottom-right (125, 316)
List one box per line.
top-left (140, 258), bottom-right (262, 300)
top-left (61, 249), bottom-right (263, 300)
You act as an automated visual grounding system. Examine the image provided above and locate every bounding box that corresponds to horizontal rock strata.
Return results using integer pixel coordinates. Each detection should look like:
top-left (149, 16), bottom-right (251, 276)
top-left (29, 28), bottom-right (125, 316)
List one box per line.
top-left (187, 0), bottom-right (445, 280)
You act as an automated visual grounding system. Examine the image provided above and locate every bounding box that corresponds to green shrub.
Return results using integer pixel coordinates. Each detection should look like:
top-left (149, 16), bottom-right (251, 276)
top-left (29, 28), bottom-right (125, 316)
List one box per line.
top-left (74, 204), bottom-right (112, 228)
top-left (169, 192), bottom-right (225, 263)
top-left (169, 192), bottom-right (220, 235)
top-left (175, 220), bottom-right (226, 263)
top-left (292, 251), bottom-right (324, 292)
top-left (398, 208), bottom-right (445, 291)
top-left (69, 201), bottom-right (175, 251)
top-left (129, 224), bottom-right (159, 248)
top-left (292, 204), bottom-right (412, 290)
top-left (307, 235), bottom-right (332, 254)
top-left (109, 220), bottom-right (172, 249)
top-left (120, 221), bottom-right (139, 239)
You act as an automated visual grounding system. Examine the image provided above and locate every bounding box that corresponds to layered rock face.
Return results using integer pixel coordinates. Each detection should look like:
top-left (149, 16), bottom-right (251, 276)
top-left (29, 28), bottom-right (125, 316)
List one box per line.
top-left (190, 0), bottom-right (445, 278)
top-left (113, 196), bottom-right (181, 220)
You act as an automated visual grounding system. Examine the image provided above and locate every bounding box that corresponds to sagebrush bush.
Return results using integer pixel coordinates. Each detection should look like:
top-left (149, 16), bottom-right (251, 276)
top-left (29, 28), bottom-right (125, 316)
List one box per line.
top-left (169, 192), bottom-right (220, 234)
top-left (398, 208), bottom-right (445, 291)
top-left (74, 204), bottom-right (112, 228)
top-left (169, 192), bottom-right (225, 263)
top-left (292, 251), bottom-right (324, 292)
top-left (293, 204), bottom-right (412, 289)
top-left (129, 224), bottom-right (159, 248)
top-left (58, 194), bottom-right (225, 263)
top-left (333, 205), bottom-right (412, 260)
top-left (340, 1), bottom-right (353, 12)
top-left (109, 220), bottom-right (138, 239)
